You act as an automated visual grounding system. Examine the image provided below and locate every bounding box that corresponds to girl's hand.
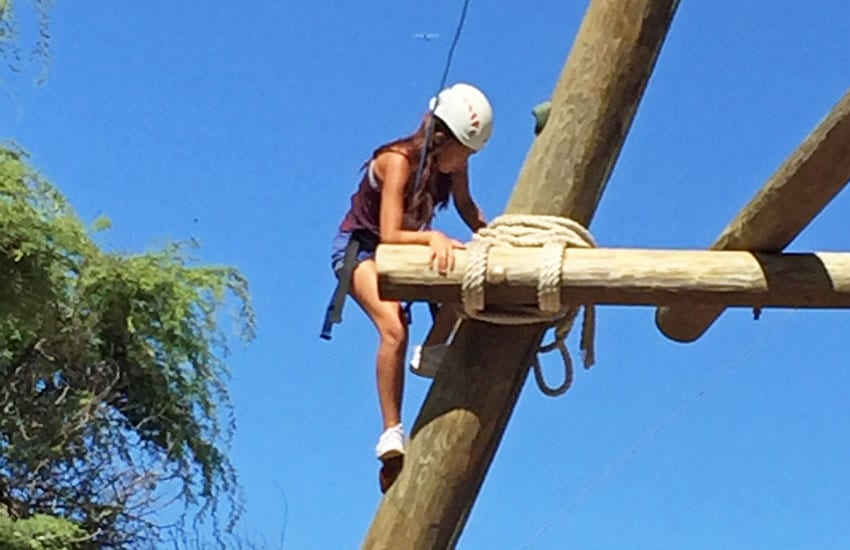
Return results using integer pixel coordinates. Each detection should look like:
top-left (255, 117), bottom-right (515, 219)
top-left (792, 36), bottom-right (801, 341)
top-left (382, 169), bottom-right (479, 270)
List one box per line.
top-left (429, 231), bottom-right (465, 274)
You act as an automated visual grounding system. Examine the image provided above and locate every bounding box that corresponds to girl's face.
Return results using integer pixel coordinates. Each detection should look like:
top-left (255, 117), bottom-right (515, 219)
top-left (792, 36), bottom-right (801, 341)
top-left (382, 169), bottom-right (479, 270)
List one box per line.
top-left (435, 138), bottom-right (474, 174)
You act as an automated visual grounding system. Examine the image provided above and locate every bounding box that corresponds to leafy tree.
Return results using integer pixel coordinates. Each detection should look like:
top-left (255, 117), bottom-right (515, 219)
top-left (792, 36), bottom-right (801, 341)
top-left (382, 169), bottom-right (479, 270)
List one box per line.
top-left (0, 509), bottom-right (86, 550)
top-left (0, 143), bottom-right (255, 547)
top-left (0, 0), bottom-right (51, 84)
top-left (2, 4), bottom-right (258, 547)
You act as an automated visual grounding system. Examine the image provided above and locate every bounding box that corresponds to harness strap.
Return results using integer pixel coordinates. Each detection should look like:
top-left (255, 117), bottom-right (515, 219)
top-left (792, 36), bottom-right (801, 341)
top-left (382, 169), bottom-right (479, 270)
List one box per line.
top-left (320, 230), bottom-right (418, 340)
top-left (320, 235), bottom-right (362, 340)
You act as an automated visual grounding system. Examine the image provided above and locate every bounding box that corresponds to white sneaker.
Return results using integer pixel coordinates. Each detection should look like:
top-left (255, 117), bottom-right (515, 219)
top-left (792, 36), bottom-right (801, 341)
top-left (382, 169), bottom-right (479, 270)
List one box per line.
top-left (375, 424), bottom-right (405, 459)
top-left (409, 343), bottom-right (450, 378)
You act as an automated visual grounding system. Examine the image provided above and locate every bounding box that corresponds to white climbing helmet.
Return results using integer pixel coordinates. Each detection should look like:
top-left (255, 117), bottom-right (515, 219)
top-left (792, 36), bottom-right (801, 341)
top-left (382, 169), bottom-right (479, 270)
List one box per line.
top-left (429, 83), bottom-right (493, 152)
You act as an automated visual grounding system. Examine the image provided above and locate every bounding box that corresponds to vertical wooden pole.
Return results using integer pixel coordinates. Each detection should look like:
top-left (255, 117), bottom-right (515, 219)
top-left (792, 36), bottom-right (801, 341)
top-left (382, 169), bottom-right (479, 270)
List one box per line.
top-left (363, 1), bottom-right (680, 548)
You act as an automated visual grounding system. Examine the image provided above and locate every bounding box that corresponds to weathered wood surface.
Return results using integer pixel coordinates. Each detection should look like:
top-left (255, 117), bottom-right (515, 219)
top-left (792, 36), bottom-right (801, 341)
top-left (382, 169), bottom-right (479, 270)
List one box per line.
top-left (656, 89), bottom-right (850, 341)
top-left (378, 245), bottom-right (850, 308)
top-left (363, 1), bottom-right (680, 548)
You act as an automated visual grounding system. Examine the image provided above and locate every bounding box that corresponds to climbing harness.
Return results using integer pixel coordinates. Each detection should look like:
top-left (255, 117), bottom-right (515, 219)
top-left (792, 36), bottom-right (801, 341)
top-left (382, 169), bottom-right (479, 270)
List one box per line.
top-left (320, 229), bottom-right (378, 340)
top-left (320, 230), bottom-right (424, 340)
top-left (460, 214), bottom-right (598, 397)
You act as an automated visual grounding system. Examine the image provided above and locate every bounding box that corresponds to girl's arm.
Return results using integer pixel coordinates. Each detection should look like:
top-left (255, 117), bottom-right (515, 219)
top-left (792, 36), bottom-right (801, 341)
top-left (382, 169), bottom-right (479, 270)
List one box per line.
top-left (376, 151), bottom-right (431, 245)
top-left (376, 151), bottom-right (464, 272)
top-left (451, 170), bottom-right (486, 233)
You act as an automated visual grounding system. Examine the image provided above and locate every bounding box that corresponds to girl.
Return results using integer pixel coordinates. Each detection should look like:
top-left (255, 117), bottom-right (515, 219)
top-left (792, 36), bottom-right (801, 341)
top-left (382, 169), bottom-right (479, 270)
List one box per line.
top-left (331, 83), bottom-right (493, 462)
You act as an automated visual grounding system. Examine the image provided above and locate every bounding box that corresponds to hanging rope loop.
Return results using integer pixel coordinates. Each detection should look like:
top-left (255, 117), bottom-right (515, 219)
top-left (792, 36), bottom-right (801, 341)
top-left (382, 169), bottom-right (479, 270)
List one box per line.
top-left (531, 340), bottom-right (574, 398)
top-left (460, 214), bottom-right (598, 397)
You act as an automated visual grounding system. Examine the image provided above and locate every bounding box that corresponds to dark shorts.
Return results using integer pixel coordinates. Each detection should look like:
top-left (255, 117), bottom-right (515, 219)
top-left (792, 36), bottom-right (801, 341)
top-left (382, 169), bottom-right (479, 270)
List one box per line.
top-left (330, 230), bottom-right (377, 276)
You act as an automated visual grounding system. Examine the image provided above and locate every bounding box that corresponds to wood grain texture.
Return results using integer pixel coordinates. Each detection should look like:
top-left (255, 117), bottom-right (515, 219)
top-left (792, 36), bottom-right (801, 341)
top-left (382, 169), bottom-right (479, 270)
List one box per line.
top-left (363, 1), bottom-right (680, 548)
top-left (378, 245), bottom-right (850, 308)
top-left (656, 90), bottom-right (850, 341)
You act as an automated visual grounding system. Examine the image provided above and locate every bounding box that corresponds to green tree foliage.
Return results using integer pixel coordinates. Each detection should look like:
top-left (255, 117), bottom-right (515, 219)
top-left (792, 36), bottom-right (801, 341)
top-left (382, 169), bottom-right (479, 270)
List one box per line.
top-left (0, 509), bottom-right (86, 550)
top-left (0, 144), bottom-right (256, 547)
top-left (1, 0), bottom-right (51, 84)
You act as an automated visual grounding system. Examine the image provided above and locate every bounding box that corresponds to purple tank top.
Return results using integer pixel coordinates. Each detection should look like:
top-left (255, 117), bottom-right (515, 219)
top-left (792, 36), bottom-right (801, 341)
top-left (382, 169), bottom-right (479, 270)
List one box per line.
top-left (339, 161), bottom-right (384, 236)
top-left (339, 160), bottom-right (432, 236)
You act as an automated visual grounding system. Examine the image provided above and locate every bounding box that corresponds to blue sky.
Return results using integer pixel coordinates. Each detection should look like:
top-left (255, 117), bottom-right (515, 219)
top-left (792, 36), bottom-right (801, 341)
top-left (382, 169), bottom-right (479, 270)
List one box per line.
top-left (3, 1), bottom-right (850, 548)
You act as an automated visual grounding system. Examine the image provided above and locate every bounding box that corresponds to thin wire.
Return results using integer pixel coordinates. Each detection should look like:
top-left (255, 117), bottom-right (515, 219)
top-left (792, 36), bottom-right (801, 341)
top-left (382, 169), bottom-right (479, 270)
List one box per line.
top-left (413, 0), bottom-right (473, 193)
top-left (519, 308), bottom-right (800, 549)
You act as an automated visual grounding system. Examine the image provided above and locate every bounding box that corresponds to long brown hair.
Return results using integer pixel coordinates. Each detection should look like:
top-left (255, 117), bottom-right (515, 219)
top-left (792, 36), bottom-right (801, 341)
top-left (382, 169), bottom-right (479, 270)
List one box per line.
top-left (368, 114), bottom-right (454, 229)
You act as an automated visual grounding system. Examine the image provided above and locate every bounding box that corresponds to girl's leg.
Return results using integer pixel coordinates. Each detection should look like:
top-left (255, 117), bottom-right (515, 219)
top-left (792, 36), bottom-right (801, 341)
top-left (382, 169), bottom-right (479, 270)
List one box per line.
top-left (424, 303), bottom-right (462, 346)
top-left (349, 259), bottom-right (408, 431)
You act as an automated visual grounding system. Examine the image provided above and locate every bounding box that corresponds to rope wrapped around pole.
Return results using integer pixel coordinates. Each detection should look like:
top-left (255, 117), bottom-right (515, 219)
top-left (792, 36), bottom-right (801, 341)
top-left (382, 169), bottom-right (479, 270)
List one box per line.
top-left (461, 214), bottom-right (598, 396)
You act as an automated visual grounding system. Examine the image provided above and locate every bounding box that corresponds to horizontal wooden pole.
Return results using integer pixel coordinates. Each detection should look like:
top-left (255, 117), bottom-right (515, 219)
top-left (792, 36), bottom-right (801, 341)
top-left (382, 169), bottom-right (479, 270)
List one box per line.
top-left (656, 89), bottom-right (850, 340)
top-left (377, 244), bottom-right (850, 308)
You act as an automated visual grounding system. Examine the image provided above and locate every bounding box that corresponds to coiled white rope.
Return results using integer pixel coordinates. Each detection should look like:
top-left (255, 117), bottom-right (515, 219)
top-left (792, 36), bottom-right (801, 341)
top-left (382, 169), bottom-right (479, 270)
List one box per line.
top-left (461, 214), bottom-right (597, 397)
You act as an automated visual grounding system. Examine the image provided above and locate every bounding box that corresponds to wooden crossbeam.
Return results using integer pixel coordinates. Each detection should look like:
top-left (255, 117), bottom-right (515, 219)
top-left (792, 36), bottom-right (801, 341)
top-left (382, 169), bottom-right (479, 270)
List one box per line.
top-left (363, 1), bottom-right (680, 547)
top-left (655, 90), bottom-right (850, 341)
top-left (378, 245), bottom-right (850, 308)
